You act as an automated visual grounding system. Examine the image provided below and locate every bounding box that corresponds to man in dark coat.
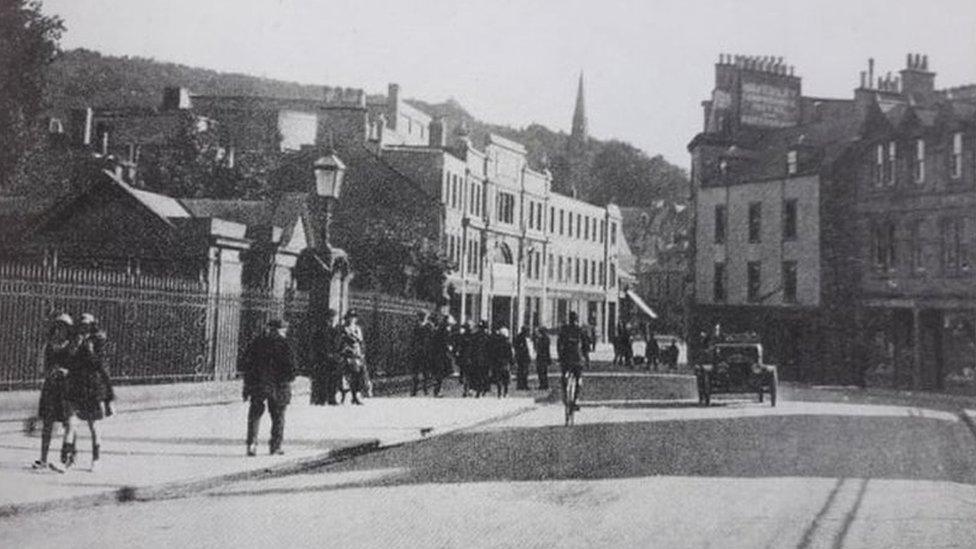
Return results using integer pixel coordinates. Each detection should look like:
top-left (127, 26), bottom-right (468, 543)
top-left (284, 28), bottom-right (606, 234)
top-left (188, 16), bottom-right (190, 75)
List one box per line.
top-left (430, 315), bottom-right (455, 397)
top-left (409, 312), bottom-right (433, 396)
top-left (557, 311), bottom-right (591, 408)
top-left (514, 325), bottom-right (532, 390)
top-left (532, 326), bottom-right (552, 390)
top-left (487, 326), bottom-right (513, 398)
top-left (646, 331), bottom-right (660, 371)
top-left (310, 309), bottom-right (340, 405)
top-left (242, 319), bottom-right (295, 456)
top-left (470, 320), bottom-right (490, 397)
top-left (457, 320), bottom-right (474, 397)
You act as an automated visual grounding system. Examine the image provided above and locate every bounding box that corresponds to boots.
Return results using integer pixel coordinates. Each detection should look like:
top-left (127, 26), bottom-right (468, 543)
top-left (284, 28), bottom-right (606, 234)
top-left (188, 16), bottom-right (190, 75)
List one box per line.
top-left (90, 443), bottom-right (100, 472)
top-left (60, 442), bottom-right (75, 469)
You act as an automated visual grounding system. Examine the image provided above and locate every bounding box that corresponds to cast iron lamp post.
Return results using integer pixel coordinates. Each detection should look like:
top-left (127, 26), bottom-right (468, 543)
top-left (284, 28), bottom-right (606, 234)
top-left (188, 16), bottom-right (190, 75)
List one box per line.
top-left (313, 149), bottom-right (346, 245)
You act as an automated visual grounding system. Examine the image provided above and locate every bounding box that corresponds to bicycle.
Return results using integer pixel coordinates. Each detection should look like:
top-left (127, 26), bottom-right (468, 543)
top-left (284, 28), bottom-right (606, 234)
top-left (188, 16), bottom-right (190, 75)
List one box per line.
top-left (561, 367), bottom-right (581, 426)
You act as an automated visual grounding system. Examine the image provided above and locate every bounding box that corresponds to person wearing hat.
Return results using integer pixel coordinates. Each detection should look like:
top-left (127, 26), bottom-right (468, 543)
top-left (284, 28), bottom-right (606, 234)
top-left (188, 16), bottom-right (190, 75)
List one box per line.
top-left (409, 311), bottom-right (433, 396)
top-left (338, 309), bottom-right (367, 405)
top-left (469, 320), bottom-right (491, 397)
top-left (61, 313), bottom-right (112, 471)
top-left (241, 319), bottom-right (295, 456)
top-left (557, 311), bottom-right (591, 412)
top-left (32, 313), bottom-right (75, 472)
top-left (310, 309), bottom-right (340, 406)
top-left (487, 325), bottom-right (513, 398)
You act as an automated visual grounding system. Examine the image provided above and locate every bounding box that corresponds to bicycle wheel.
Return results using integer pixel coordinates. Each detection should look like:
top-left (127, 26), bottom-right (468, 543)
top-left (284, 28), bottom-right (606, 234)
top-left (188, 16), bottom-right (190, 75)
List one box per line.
top-left (564, 374), bottom-right (576, 426)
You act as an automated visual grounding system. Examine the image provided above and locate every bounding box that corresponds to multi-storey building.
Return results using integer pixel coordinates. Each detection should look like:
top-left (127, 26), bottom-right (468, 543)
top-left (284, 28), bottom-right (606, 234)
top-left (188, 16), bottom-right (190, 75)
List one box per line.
top-left (72, 80), bottom-right (628, 340)
top-left (853, 54), bottom-right (976, 391)
top-left (690, 52), bottom-right (976, 389)
top-left (688, 54), bottom-right (863, 382)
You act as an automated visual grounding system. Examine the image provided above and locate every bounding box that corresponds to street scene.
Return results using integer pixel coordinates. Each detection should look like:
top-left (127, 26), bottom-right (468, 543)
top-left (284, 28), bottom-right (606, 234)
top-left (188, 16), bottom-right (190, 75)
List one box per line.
top-left (1, 0), bottom-right (976, 547)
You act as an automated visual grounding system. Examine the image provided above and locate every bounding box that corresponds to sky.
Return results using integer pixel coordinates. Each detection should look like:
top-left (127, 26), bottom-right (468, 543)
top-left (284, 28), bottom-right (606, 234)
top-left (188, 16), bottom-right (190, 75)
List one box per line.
top-left (40, 0), bottom-right (976, 168)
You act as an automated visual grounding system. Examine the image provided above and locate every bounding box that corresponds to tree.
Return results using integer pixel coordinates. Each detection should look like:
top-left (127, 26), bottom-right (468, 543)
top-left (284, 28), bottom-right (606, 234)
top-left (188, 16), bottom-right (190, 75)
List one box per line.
top-left (587, 140), bottom-right (689, 207)
top-left (0, 0), bottom-right (64, 189)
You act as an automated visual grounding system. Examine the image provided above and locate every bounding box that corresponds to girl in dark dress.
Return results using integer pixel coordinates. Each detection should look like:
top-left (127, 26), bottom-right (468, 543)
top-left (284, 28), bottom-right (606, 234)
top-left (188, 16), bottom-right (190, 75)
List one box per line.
top-left (32, 313), bottom-right (75, 473)
top-left (62, 313), bottom-right (113, 471)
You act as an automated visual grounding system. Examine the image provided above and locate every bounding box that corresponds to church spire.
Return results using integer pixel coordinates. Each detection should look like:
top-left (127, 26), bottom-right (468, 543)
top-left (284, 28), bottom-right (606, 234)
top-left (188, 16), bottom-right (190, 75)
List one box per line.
top-left (571, 72), bottom-right (587, 142)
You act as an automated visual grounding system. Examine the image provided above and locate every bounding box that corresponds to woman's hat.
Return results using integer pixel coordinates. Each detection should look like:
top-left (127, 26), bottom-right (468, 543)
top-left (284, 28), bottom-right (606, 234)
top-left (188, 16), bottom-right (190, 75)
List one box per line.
top-left (52, 313), bottom-right (73, 326)
top-left (79, 313), bottom-right (96, 324)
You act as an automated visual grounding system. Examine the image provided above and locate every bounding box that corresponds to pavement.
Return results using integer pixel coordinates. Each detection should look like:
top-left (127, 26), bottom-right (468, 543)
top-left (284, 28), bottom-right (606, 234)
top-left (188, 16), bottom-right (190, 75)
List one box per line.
top-left (4, 383), bottom-right (976, 549)
top-left (0, 378), bottom-right (536, 516)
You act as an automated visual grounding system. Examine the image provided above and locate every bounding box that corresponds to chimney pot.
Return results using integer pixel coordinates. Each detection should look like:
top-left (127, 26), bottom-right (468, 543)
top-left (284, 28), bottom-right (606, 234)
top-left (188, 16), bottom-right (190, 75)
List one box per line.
top-left (922, 55), bottom-right (928, 70)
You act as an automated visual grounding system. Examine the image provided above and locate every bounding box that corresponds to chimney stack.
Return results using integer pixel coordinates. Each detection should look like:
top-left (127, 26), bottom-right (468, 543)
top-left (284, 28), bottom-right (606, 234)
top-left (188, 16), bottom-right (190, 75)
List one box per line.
top-left (428, 116), bottom-right (445, 148)
top-left (900, 52), bottom-right (935, 98)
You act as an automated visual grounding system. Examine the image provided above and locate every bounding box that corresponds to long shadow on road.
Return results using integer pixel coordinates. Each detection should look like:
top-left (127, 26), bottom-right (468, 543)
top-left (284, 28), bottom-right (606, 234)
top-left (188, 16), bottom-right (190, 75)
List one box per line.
top-left (206, 410), bottom-right (976, 501)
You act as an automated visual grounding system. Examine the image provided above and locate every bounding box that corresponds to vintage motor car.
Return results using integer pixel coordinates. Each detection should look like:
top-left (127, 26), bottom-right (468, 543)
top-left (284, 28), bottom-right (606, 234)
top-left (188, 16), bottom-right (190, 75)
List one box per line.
top-left (693, 333), bottom-right (778, 406)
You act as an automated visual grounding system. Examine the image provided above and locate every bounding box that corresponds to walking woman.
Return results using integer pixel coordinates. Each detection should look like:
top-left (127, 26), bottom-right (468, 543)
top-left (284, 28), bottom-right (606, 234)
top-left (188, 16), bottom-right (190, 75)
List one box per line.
top-left (338, 309), bottom-right (367, 405)
top-left (62, 313), bottom-right (112, 471)
top-left (32, 313), bottom-right (75, 473)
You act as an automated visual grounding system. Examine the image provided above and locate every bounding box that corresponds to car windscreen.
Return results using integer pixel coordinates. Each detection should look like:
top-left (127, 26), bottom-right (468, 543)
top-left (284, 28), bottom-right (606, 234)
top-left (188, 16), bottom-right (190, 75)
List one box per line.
top-left (714, 346), bottom-right (759, 363)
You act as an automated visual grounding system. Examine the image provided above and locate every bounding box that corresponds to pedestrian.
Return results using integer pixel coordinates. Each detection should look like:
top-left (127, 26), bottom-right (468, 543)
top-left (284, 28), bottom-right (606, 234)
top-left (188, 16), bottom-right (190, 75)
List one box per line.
top-left (242, 319), bottom-right (295, 456)
top-left (646, 331), bottom-right (660, 371)
top-left (430, 314), bottom-right (455, 397)
top-left (457, 320), bottom-right (474, 397)
top-left (338, 309), bottom-right (367, 405)
top-left (310, 308), bottom-right (339, 406)
top-left (470, 320), bottom-right (491, 397)
top-left (667, 339), bottom-right (679, 370)
top-left (32, 313), bottom-right (75, 473)
top-left (409, 311), bottom-right (433, 396)
top-left (514, 325), bottom-right (532, 390)
top-left (488, 326), bottom-right (513, 398)
top-left (532, 325), bottom-right (551, 390)
top-left (618, 323), bottom-right (633, 368)
top-left (61, 313), bottom-right (113, 471)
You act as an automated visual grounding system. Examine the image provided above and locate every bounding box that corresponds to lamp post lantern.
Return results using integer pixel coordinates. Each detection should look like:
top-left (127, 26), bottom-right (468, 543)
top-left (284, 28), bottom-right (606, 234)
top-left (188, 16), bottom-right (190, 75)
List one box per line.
top-left (313, 150), bottom-right (346, 247)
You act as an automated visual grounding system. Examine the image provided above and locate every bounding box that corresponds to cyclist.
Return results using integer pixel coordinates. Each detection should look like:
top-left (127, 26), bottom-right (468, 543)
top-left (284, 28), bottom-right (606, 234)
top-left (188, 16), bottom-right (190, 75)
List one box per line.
top-left (557, 311), bottom-right (591, 412)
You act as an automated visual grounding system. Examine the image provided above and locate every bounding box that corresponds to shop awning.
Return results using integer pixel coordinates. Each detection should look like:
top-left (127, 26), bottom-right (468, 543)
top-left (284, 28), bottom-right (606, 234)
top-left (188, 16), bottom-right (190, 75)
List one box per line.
top-left (625, 289), bottom-right (658, 319)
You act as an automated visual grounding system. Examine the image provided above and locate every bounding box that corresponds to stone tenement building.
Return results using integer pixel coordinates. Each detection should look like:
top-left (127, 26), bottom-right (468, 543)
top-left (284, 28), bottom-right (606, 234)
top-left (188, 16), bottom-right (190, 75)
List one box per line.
top-left (854, 55), bottom-right (976, 391)
top-left (70, 80), bottom-right (629, 340)
top-left (689, 53), bottom-right (976, 390)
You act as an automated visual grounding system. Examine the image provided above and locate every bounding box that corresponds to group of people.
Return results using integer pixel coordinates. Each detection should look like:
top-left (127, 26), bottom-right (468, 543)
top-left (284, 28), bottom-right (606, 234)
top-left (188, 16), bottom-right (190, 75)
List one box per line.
top-left (613, 324), bottom-right (680, 370)
top-left (33, 312), bottom-right (114, 473)
top-left (407, 312), bottom-right (557, 399)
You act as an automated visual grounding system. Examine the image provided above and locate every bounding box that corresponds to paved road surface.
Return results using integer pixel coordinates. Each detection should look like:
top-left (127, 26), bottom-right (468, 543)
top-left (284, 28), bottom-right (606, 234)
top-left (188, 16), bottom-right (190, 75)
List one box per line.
top-left (2, 378), bottom-right (975, 548)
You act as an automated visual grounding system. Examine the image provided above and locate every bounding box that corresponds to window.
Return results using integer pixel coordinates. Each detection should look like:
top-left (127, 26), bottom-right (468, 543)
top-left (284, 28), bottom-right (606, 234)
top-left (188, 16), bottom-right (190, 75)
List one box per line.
top-left (582, 259), bottom-right (589, 285)
top-left (871, 219), bottom-right (897, 273)
top-left (787, 150), bottom-right (798, 175)
top-left (557, 256), bottom-right (563, 282)
top-left (610, 222), bottom-right (617, 245)
top-left (714, 204), bottom-right (726, 243)
top-left (584, 217), bottom-right (590, 240)
top-left (610, 263), bottom-right (616, 287)
top-left (783, 199), bottom-right (797, 241)
top-left (574, 258), bottom-right (580, 284)
top-left (599, 261), bottom-right (605, 285)
top-left (590, 261), bottom-right (596, 285)
top-left (874, 144), bottom-right (885, 187)
top-left (548, 253), bottom-right (554, 280)
top-left (940, 217), bottom-right (969, 276)
top-left (567, 213), bottom-right (574, 237)
top-left (550, 207), bottom-right (556, 232)
top-left (526, 252), bottom-right (533, 279)
top-left (885, 141), bottom-right (896, 186)
top-left (908, 220), bottom-right (924, 275)
top-left (912, 139), bottom-right (925, 184)
top-left (951, 132), bottom-right (963, 180)
top-left (496, 192), bottom-right (515, 224)
top-left (576, 214), bottom-right (582, 239)
top-left (747, 261), bottom-right (761, 302)
top-left (559, 210), bottom-right (565, 235)
top-left (748, 202), bottom-right (762, 243)
top-left (600, 220), bottom-right (606, 243)
top-left (535, 251), bottom-right (541, 279)
top-left (782, 261), bottom-right (797, 303)
top-left (713, 262), bottom-right (726, 302)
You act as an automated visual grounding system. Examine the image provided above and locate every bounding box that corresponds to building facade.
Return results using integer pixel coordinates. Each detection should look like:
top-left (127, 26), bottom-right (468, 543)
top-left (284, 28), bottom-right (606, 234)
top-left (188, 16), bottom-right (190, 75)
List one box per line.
top-left (853, 54), bottom-right (976, 391)
top-left (688, 54), bottom-right (862, 382)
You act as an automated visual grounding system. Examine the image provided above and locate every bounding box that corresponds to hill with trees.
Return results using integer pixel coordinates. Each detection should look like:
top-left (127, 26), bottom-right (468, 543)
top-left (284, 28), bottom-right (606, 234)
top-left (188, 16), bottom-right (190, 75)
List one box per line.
top-left (40, 49), bottom-right (689, 208)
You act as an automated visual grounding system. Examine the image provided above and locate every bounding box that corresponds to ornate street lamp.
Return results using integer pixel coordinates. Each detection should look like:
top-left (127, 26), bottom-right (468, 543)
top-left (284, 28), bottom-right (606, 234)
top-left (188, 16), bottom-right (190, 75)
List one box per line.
top-left (313, 149), bottom-right (346, 246)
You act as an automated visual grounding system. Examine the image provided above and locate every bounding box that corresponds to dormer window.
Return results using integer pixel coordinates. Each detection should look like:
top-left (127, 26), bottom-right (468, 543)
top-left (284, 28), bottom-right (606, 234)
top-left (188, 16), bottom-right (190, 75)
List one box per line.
top-left (787, 150), bottom-right (798, 175)
top-left (951, 132), bottom-right (963, 180)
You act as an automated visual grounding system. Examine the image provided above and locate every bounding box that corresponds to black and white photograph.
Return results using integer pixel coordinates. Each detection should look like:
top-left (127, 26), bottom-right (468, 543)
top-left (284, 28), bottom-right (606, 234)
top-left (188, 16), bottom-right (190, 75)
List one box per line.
top-left (1, 0), bottom-right (975, 547)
